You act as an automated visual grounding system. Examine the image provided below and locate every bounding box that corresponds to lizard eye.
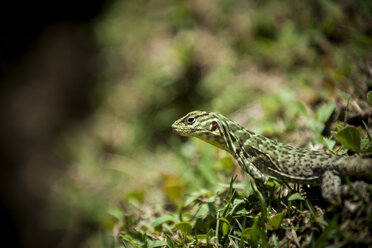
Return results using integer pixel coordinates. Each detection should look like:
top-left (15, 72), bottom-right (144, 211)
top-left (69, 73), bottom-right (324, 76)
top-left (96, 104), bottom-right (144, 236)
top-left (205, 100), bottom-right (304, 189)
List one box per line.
top-left (211, 121), bottom-right (218, 131)
top-left (187, 117), bottom-right (195, 124)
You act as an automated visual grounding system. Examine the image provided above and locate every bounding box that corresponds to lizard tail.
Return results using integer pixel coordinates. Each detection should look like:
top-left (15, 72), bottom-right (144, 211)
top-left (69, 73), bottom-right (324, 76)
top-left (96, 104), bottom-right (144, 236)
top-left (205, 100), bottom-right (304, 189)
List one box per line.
top-left (336, 155), bottom-right (372, 177)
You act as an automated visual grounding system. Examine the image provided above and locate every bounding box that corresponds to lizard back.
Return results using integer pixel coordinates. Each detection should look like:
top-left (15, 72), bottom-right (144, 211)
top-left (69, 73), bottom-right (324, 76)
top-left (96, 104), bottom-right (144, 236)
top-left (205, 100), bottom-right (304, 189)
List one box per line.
top-left (222, 118), bottom-right (340, 185)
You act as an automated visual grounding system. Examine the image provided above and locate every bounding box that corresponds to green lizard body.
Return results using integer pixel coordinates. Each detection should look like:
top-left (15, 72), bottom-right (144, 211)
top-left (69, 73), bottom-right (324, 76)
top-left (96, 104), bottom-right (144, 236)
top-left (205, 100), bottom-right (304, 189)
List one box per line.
top-left (172, 110), bottom-right (372, 203)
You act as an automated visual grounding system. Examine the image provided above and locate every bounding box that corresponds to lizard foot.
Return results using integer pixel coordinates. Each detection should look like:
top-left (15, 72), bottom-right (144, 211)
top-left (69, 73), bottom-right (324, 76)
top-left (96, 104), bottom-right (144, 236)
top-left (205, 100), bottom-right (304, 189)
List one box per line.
top-left (321, 170), bottom-right (341, 205)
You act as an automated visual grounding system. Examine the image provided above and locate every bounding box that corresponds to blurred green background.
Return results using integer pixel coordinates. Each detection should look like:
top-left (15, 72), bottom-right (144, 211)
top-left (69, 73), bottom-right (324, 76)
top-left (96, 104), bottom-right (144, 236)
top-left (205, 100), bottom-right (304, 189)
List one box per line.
top-left (1, 0), bottom-right (371, 247)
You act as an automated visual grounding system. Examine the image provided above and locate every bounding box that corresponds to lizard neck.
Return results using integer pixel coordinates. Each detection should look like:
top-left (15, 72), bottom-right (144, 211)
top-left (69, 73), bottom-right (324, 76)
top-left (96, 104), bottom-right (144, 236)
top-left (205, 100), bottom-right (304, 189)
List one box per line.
top-left (216, 116), bottom-right (256, 155)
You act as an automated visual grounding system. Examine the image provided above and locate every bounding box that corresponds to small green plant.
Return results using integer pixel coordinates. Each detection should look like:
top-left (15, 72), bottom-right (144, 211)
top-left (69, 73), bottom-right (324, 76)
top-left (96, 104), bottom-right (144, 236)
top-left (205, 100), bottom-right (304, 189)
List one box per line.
top-left (332, 94), bottom-right (372, 154)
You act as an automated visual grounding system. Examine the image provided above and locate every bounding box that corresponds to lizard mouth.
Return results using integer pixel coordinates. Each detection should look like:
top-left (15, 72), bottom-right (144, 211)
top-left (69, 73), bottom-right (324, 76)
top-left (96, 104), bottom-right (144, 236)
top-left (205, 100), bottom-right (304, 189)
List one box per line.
top-left (171, 124), bottom-right (203, 136)
top-left (171, 125), bottom-right (190, 136)
top-left (171, 123), bottom-right (183, 134)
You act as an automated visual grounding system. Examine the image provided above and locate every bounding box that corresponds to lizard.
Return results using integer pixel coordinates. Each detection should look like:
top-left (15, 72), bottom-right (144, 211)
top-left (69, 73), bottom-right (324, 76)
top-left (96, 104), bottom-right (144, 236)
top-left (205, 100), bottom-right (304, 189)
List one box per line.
top-left (172, 110), bottom-right (372, 203)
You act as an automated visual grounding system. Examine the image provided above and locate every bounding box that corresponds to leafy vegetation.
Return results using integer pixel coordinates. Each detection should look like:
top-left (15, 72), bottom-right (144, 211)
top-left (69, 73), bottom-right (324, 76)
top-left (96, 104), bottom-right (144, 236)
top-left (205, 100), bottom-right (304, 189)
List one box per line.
top-left (49, 0), bottom-right (372, 247)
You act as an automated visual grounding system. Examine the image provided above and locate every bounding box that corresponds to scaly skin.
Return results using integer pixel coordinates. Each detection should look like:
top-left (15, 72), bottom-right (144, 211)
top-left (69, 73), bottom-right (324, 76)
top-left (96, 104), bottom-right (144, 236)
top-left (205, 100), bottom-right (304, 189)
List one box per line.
top-left (172, 110), bottom-right (372, 203)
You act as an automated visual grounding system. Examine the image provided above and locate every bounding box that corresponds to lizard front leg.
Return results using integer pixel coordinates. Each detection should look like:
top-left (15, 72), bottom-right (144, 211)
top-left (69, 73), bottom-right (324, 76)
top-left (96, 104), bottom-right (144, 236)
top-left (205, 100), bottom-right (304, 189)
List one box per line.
top-left (215, 117), bottom-right (266, 185)
top-left (321, 170), bottom-right (341, 204)
top-left (236, 151), bottom-right (267, 185)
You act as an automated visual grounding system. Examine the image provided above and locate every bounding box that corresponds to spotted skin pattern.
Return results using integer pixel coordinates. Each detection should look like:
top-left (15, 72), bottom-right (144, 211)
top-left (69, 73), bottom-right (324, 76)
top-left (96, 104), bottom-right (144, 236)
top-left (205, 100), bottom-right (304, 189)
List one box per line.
top-left (172, 111), bottom-right (372, 203)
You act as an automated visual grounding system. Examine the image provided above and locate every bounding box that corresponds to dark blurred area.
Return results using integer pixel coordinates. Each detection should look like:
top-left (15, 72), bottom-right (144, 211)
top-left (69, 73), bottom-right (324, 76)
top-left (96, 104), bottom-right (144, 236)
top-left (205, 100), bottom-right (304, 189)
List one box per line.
top-left (0, 1), bottom-right (107, 247)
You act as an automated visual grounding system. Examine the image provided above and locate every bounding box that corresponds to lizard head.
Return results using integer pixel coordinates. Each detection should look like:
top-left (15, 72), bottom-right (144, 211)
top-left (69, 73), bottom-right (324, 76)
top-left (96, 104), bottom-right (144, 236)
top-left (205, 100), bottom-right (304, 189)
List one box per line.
top-left (172, 110), bottom-right (229, 151)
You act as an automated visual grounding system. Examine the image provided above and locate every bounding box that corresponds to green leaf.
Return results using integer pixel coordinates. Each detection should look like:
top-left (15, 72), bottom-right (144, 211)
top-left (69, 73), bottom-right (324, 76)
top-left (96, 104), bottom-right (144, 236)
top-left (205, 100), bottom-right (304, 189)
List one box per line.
top-left (229, 236), bottom-right (240, 248)
top-left (166, 235), bottom-right (175, 248)
top-left (107, 207), bottom-right (124, 221)
top-left (336, 124), bottom-right (343, 132)
top-left (151, 216), bottom-right (177, 227)
top-left (125, 189), bottom-right (145, 203)
top-left (288, 192), bottom-right (304, 201)
top-left (307, 103), bottom-right (335, 134)
top-left (220, 156), bottom-right (235, 171)
top-left (266, 180), bottom-right (279, 188)
top-left (266, 211), bottom-right (285, 231)
top-left (333, 126), bottom-right (361, 152)
top-left (307, 119), bottom-right (325, 134)
top-left (230, 199), bottom-right (246, 215)
top-left (219, 217), bottom-right (230, 236)
top-left (243, 173), bottom-right (254, 197)
top-left (361, 138), bottom-right (372, 153)
top-left (148, 240), bottom-right (168, 248)
top-left (367, 91), bottom-right (372, 106)
top-left (294, 102), bottom-right (308, 117)
top-left (271, 234), bottom-right (279, 247)
top-left (195, 234), bottom-right (208, 240)
top-left (184, 189), bottom-right (211, 206)
top-left (175, 221), bottom-right (192, 235)
top-left (121, 233), bottom-right (143, 248)
top-left (314, 214), bottom-right (339, 247)
top-left (363, 121), bottom-right (372, 141)
top-left (222, 222), bottom-right (229, 236)
top-left (199, 145), bottom-right (218, 184)
top-left (241, 217), bottom-right (261, 246)
top-left (322, 137), bottom-right (336, 151)
top-left (162, 174), bottom-right (185, 204)
top-left (315, 103), bottom-right (335, 123)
